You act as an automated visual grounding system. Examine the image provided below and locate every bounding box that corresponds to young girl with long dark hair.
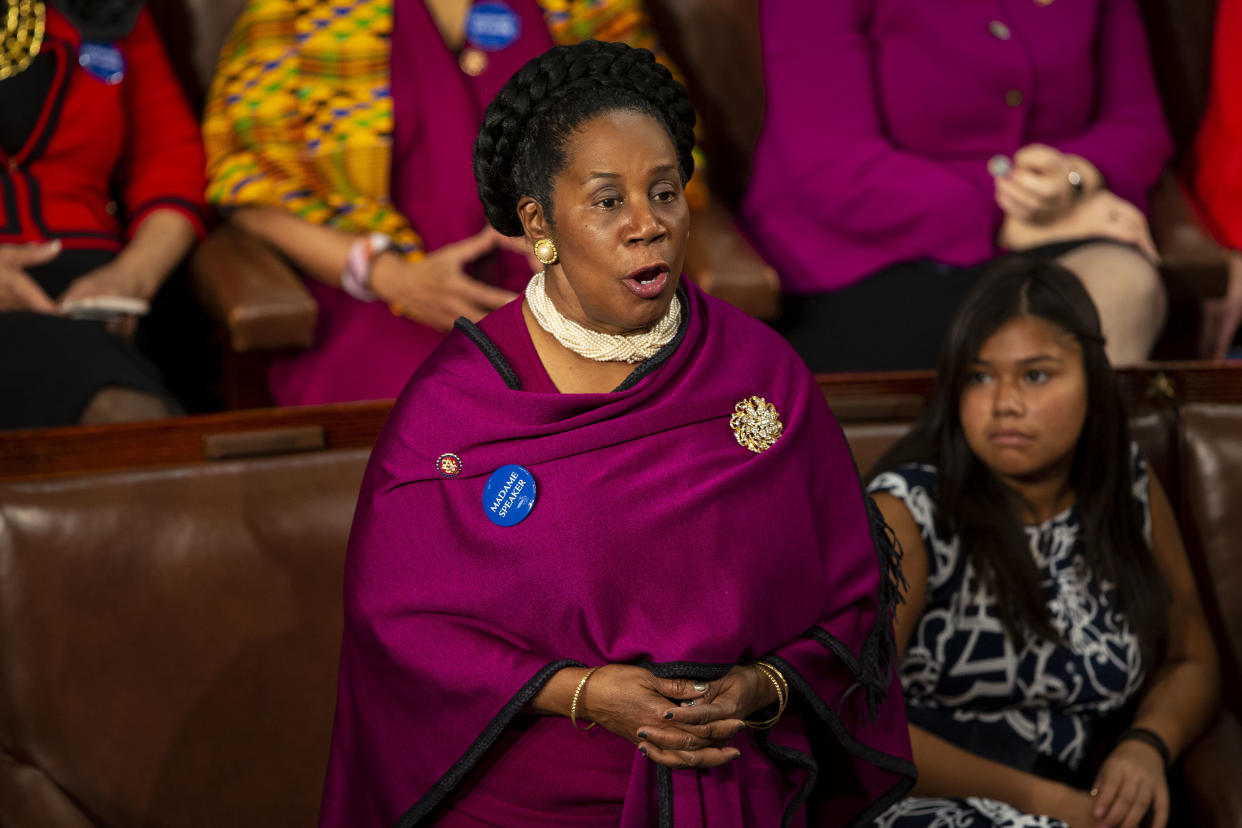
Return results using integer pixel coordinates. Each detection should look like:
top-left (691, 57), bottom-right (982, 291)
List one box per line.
top-left (869, 256), bottom-right (1218, 827)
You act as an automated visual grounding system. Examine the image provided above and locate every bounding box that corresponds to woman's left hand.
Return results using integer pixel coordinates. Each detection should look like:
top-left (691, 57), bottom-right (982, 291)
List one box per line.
top-left (637, 664), bottom-right (779, 764)
top-left (995, 144), bottom-right (1099, 224)
top-left (60, 260), bottom-right (155, 304)
top-left (1090, 739), bottom-right (1169, 828)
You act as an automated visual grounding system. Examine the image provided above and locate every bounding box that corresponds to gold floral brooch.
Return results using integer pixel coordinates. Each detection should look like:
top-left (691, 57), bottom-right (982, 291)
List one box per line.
top-left (730, 396), bottom-right (783, 453)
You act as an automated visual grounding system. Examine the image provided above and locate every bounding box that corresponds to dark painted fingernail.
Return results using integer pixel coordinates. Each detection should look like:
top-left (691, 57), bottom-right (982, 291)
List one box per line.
top-left (735, 722), bottom-right (747, 732)
top-left (730, 750), bottom-right (741, 760)
top-left (638, 746), bottom-right (649, 757)
top-left (637, 731), bottom-right (649, 740)
top-left (663, 711), bottom-right (674, 719)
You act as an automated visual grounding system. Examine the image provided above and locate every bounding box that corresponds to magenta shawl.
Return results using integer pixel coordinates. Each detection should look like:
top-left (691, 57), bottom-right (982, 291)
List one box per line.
top-left (318, 281), bottom-right (915, 826)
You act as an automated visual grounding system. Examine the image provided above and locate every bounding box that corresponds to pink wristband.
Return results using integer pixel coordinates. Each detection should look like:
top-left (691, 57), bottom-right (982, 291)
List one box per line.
top-left (341, 232), bottom-right (392, 301)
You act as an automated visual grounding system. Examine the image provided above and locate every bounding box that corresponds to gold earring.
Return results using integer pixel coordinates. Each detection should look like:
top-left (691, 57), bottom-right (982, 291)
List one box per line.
top-left (534, 238), bottom-right (558, 265)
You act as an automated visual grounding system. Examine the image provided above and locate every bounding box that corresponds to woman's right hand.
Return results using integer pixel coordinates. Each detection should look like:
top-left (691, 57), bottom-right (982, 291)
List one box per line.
top-left (1031, 780), bottom-right (1104, 828)
top-left (997, 190), bottom-right (1159, 263)
top-left (579, 665), bottom-right (743, 769)
top-left (370, 227), bottom-right (519, 331)
top-left (0, 240), bottom-right (61, 313)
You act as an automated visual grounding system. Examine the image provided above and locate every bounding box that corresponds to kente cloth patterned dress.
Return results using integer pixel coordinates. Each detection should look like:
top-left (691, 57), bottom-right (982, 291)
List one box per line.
top-left (202, 0), bottom-right (704, 406)
top-left (866, 447), bottom-right (1151, 827)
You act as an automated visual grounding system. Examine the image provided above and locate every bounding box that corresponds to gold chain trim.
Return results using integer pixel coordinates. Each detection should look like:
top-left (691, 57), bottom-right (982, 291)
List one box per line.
top-left (1, 0), bottom-right (46, 82)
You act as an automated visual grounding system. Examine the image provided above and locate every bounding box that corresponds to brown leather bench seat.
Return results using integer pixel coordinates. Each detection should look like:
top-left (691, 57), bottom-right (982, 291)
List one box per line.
top-left (0, 367), bottom-right (1239, 826)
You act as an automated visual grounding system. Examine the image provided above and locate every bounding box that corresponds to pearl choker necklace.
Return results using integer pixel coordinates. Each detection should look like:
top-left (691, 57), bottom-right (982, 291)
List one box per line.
top-left (525, 270), bottom-right (681, 364)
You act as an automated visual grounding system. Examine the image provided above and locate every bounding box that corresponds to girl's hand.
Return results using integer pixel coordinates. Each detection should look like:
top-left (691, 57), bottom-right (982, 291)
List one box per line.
top-left (1091, 738), bottom-right (1169, 828)
top-left (1030, 780), bottom-right (1102, 828)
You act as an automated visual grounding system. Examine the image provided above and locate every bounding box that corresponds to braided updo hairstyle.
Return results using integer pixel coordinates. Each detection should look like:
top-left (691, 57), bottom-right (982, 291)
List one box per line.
top-left (474, 40), bottom-right (697, 237)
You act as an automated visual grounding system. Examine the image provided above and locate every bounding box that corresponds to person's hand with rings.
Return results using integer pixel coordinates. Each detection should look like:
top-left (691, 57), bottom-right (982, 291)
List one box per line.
top-left (636, 664), bottom-right (782, 768)
top-left (995, 144), bottom-right (1102, 224)
top-left (565, 665), bottom-right (746, 768)
top-left (370, 226), bottom-right (521, 330)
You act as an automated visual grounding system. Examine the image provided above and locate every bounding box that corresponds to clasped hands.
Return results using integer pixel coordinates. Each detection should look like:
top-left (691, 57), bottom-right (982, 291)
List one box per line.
top-left (576, 663), bottom-right (780, 769)
top-left (994, 143), bottom-right (1159, 263)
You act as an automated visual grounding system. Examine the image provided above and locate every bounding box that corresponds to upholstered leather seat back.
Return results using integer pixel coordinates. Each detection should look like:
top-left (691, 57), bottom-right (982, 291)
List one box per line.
top-left (0, 449), bottom-right (368, 827)
top-left (1178, 403), bottom-right (1242, 717)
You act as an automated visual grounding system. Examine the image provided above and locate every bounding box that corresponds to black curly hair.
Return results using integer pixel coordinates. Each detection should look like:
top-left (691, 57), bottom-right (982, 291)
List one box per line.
top-left (473, 40), bottom-right (696, 237)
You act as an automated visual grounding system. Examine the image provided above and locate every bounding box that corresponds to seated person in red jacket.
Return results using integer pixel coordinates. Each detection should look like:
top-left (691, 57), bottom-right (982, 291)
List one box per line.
top-left (0, 0), bottom-right (208, 429)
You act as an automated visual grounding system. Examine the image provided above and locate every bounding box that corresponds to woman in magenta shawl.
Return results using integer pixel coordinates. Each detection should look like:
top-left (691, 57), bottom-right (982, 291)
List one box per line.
top-left (319, 41), bottom-right (914, 827)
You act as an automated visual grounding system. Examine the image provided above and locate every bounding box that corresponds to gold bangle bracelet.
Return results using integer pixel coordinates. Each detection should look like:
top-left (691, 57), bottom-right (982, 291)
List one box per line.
top-left (570, 666), bottom-right (601, 731)
top-left (744, 662), bottom-right (789, 729)
top-left (757, 661), bottom-right (789, 711)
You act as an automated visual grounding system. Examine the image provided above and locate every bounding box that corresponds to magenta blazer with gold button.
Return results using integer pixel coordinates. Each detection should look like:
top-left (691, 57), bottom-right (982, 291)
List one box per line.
top-left (740, 0), bottom-right (1172, 294)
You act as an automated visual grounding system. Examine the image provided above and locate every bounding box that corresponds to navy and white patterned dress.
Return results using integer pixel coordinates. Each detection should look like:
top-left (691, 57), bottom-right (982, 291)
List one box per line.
top-left (867, 447), bottom-right (1151, 827)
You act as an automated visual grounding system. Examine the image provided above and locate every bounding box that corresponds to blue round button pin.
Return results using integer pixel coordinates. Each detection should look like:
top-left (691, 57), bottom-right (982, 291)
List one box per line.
top-left (79, 42), bottom-right (126, 85)
top-left (483, 464), bottom-right (537, 527)
top-left (465, 1), bottom-right (521, 51)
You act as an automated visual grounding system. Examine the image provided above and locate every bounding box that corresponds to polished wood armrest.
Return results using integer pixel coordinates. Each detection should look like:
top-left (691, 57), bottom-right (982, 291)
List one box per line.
top-left (1149, 169), bottom-right (1230, 300)
top-left (684, 202), bottom-right (781, 321)
top-left (189, 221), bottom-right (318, 353)
top-left (1183, 709), bottom-right (1242, 828)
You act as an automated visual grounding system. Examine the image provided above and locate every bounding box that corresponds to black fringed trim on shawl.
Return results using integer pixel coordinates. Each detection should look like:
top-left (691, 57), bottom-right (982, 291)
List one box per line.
top-left (795, 491), bottom-right (905, 725)
top-left (802, 492), bottom-right (907, 723)
top-left (393, 658), bottom-right (582, 827)
top-left (639, 660), bottom-right (734, 680)
top-left (657, 766), bottom-right (674, 828)
top-left (733, 465), bottom-right (914, 826)
top-left (753, 728), bottom-right (819, 828)
top-left (856, 490), bottom-right (908, 718)
top-left (763, 654), bottom-right (917, 827)
top-left (455, 317), bottom-right (522, 389)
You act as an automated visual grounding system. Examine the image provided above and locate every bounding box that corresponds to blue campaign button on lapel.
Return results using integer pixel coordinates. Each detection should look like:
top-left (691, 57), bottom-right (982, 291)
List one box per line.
top-left (465, 1), bottom-right (521, 51)
top-left (79, 42), bottom-right (126, 84)
top-left (483, 464), bottom-right (537, 527)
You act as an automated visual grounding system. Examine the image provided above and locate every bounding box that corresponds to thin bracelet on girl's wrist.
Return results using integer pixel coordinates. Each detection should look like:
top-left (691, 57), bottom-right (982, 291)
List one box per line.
top-left (1119, 727), bottom-right (1171, 769)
